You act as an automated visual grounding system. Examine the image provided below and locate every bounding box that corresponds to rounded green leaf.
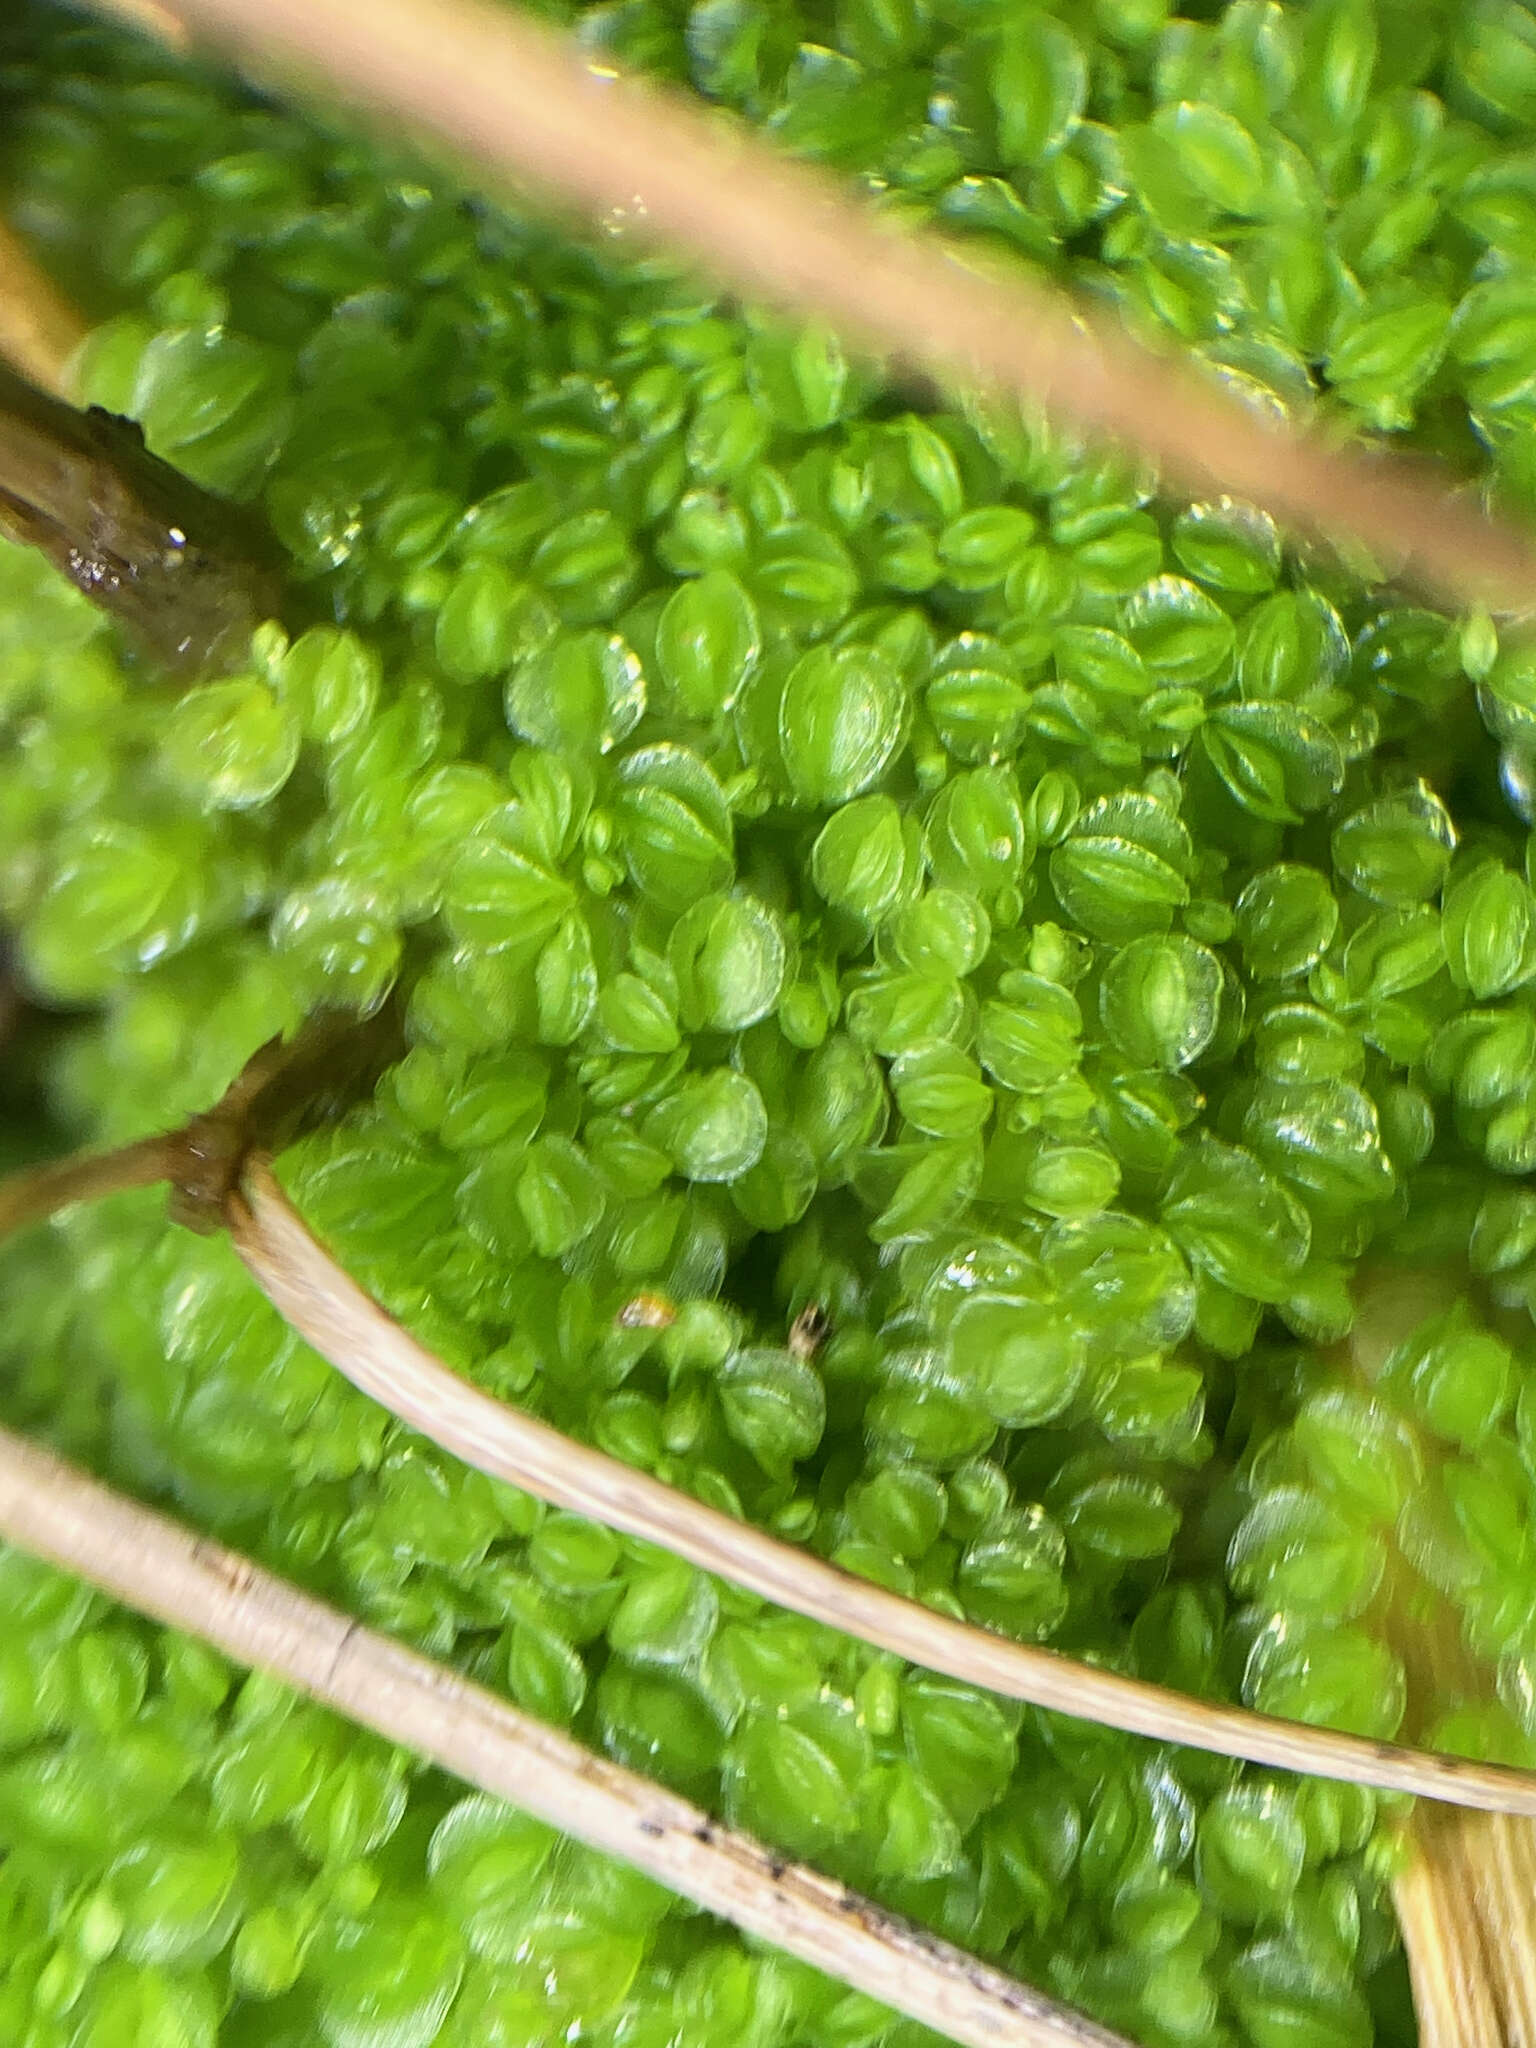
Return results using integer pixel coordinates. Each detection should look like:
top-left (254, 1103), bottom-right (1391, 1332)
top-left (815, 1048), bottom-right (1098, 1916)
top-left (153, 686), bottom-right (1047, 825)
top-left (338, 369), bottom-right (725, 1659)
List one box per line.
top-left (444, 838), bottom-right (573, 954)
top-left (436, 562), bottom-right (554, 681)
top-left (1234, 864), bottom-right (1339, 979)
top-left (1195, 1786), bottom-right (1307, 1924)
top-left (811, 794), bottom-right (911, 924)
top-left (1171, 500), bottom-right (1281, 591)
top-left (1100, 933), bottom-right (1222, 1070)
top-left (669, 891), bottom-right (787, 1032)
top-left (316, 1907), bottom-right (465, 2048)
top-left (506, 630), bottom-right (645, 755)
top-left (1332, 784), bottom-right (1456, 906)
top-left (654, 568), bottom-right (760, 718)
top-left (613, 745), bottom-right (734, 911)
top-left (719, 1346), bottom-right (826, 1477)
top-left (992, 12), bottom-right (1087, 166)
top-left (426, 1796), bottom-right (556, 1964)
top-left (1050, 791), bottom-right (1191, 943)
top-left (1158, 101), bottom-right (1265, 216)
top-left (160, 677), bottom-right (300, 810)
top-left (1123, 575), bottom-right (1236, 686)
top-left (926, 766), bottom-right (1033, 904)
top-left (644, 1069), bottom-right (768, 1182)
top-left (978, 979), bottom-right (1083, 1092)
top-left (778, 645), bottom-right (906, 806)
top-left (1162, 1136), bottom-right (1310, 1302)
top-left (1442, 861), bottom-right (1536, 997)
top-left (948, 1291), bottom-right (1086, 1427)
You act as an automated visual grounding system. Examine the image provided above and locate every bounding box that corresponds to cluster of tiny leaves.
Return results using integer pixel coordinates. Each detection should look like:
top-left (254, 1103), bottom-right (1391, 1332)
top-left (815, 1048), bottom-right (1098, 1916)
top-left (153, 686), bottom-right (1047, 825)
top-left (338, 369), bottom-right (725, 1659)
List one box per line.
top-left (10, 0), bottom-right (1536, 2043)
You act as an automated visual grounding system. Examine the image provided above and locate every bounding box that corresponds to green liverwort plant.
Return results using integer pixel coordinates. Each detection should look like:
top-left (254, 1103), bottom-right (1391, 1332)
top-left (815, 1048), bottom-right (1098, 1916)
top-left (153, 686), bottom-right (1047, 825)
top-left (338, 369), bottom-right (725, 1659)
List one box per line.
top-left (9, 0), bottom-right (1536, 2045)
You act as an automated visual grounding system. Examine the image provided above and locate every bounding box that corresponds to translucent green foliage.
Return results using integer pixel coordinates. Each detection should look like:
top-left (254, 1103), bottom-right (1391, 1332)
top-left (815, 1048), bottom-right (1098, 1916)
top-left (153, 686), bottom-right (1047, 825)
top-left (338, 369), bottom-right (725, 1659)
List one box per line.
top-left (777, 645), bottom-right (906, 806)
top-left (719, 1347), bottom-right (825, 1475)
top-left (978, 978), bottom-right (1082, 1093)
top-left (811, 795), bottom-right (909, 924)
top-left (1443, 860), bottom-right (1536, 997)
top-left (1332, 784), bottom-right (1457, 906)
top-left (159, 677), bottom-right (300, 809)
top-left (1100, 933), bottom-right (1221, 1069)
top-left (1234, 866), bottom-right (1339, 980)
top-left (670, 892), bottom-right (786, 1032)
top-left (655, 569), bottom-right (759, 717)
top-left (279, 627), bottom-right (380, 746)
top-left (948, 1292), bottom-right (1086, 1428)
top-left (1229, 1488), bottom-right (1384, 1621)
top-left (613, 746), bottom-right (734, 911)
top-left (315, 1905), bottom-right (465, 2048)
top-left (1050, 791), bottom-right (1191, 943)
top-left (11, 3), bottom-right (1536, 2040)
top-left (992, 12), bottom-right (1087, 167)
top-left (1385, 1304), bottom-right (1515, 1448)
top-left (436, 563), bottom-right (553, 682)
top-left (506, 632), bottom-right (646, 754)
top-left (1196, 1786), bottom-right (1307, 1923)
top-left (724, 1699), bottom-right (868, 1855)
top-left (1202, 705), bottom-right (1345, 825)
top-left (131, 324), bottom-right (292, 494)
top-left (644, 1070), bottom-right (768, 1182)
top-left (1292, 1390), bottom-right (1422, 1523)
top-left (926, 767), bottom-right (1032, 906)
top-left (1172, 501), bottom-right (1280, 592)
top-left (1244, 1619), bottom-right (1406, 1742)
top-left (1163, 1138), bottom-right (1310, 1303)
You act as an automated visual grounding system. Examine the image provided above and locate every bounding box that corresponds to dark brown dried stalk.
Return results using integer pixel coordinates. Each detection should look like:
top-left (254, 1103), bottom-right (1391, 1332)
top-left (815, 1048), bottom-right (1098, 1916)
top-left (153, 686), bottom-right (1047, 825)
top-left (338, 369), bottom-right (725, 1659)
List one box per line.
top-left (0, 354), bottom-right (285, 678)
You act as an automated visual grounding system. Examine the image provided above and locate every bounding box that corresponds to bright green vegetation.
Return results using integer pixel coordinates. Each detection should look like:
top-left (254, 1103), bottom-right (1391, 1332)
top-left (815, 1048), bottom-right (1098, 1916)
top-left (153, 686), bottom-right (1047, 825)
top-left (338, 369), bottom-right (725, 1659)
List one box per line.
top-left (7, 0), bottom-right (1536, 2042)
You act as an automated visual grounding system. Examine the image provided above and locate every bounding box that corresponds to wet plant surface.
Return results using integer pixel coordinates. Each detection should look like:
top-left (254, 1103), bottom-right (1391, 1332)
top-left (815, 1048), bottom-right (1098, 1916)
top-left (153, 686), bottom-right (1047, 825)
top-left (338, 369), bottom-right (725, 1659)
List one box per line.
top-left (7, 1), bottom-right (1536, 2043)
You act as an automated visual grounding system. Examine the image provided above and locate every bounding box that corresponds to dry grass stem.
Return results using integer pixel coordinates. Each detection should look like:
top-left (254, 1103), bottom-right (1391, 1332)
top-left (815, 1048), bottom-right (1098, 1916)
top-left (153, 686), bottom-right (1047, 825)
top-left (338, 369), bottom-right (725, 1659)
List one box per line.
top-left (0, 1425), bottom-right (1136, 2048)
top-left (93, 0), bottom-right (1536, 614)
top-left (0, 219), bottom-right (89, 396)
top-left (231, 1156), bottom-right (1536, 1817)
top-left (1397, 1807), bottom-right (1536, 2047)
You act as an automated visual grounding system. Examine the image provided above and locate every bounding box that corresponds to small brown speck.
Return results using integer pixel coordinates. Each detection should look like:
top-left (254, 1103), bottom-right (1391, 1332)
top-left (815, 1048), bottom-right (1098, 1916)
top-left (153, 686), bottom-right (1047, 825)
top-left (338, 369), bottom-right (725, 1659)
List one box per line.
top-left (788, 1302), bottom-right (830, 1363)
top-left (617, 1291), bottom-right (677, 1331)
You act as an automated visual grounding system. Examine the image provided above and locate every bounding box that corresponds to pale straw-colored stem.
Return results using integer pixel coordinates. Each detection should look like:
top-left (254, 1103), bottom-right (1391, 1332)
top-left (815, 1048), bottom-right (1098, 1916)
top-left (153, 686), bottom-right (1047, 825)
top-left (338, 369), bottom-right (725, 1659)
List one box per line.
top-left (230, 1157), bottom-right (1536, 1817)
top-left (0, 1424), bottom-right (1133, 2048)
top-left (0, 220), bottom-right (89, 397)
top-left (88, 0), bottom-right (1536, 614)
top-left (1397, 1806), bottom-right (1536, 2047)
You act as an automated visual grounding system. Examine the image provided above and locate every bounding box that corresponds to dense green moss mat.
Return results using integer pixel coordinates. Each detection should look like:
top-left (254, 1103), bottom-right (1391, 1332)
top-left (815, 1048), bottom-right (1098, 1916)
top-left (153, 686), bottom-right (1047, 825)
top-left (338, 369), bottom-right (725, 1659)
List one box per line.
top-left (7, 0), bottom-right (1536, 2041)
